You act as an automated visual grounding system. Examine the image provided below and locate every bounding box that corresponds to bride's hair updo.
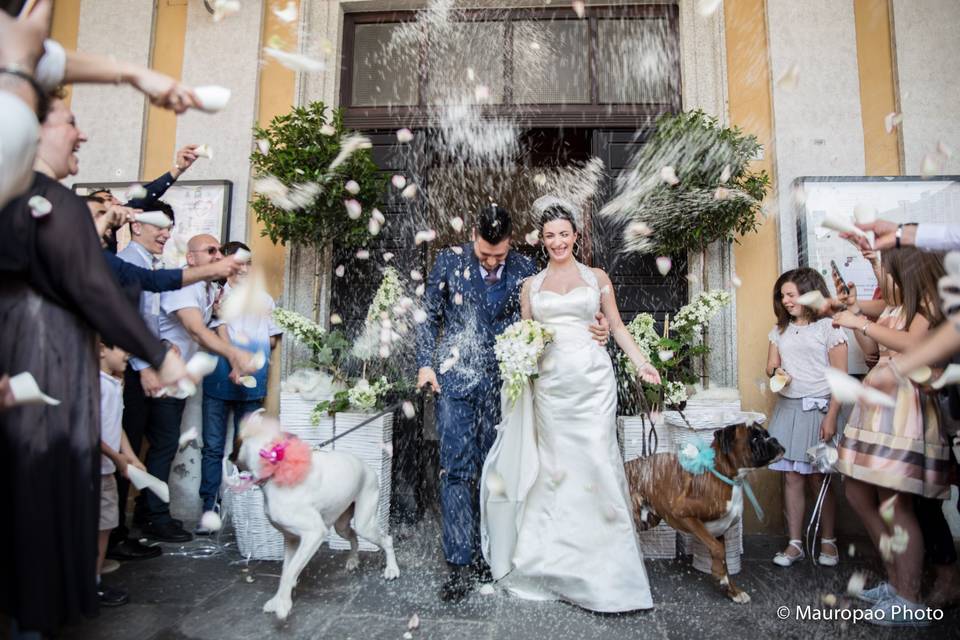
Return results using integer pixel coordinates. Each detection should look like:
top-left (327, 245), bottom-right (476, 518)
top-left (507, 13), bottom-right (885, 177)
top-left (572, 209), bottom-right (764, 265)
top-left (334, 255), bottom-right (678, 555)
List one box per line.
top-left (539, 205), bottom-right (579, 234)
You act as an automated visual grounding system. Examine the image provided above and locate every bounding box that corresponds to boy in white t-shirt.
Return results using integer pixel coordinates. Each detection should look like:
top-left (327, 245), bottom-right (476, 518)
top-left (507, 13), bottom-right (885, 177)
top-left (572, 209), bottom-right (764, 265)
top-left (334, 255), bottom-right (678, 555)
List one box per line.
top-left (98, 342), bottom-right (148, 607)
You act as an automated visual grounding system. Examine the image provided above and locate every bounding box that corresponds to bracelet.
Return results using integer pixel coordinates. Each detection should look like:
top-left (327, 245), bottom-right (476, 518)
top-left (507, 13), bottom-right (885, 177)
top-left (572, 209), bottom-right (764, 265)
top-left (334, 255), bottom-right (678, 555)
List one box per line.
top-left (860, 321), bottom-right (870, 336)
top-left (895, 224), bottom-right (903, 249)
top-left (0, 66), bottom-right (48, 120)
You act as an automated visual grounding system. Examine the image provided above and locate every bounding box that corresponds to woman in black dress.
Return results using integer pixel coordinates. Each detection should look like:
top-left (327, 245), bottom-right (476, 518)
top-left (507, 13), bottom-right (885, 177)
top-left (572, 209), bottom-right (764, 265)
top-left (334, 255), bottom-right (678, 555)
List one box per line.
top-left (0, 98), bottom-right (187, 636)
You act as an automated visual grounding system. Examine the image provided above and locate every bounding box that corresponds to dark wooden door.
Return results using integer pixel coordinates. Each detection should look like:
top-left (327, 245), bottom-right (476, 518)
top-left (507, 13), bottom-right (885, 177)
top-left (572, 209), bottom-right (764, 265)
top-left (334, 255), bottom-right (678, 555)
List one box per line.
top-left (590, 129), bottom-right (687, 323)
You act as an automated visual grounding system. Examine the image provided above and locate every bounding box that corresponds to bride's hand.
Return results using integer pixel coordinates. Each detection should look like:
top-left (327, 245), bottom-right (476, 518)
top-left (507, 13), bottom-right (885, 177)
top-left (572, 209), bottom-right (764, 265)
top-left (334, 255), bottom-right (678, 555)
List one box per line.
top-left (637, 362), bottom-right (661, 385)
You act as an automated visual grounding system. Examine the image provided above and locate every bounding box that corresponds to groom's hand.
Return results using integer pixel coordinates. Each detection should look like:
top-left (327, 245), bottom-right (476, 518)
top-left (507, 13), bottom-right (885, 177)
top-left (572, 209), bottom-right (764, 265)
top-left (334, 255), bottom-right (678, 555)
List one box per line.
top-left (589, 312), bottom-right (610, 346)
top-left (417, 367), bottom-right (441, 393)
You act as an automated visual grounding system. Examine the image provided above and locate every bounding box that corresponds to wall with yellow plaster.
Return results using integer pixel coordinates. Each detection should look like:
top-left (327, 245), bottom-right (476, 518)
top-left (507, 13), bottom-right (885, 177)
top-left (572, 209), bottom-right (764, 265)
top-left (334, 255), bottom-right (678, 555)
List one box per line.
top-left (724, 0), bottom-right (781, 533)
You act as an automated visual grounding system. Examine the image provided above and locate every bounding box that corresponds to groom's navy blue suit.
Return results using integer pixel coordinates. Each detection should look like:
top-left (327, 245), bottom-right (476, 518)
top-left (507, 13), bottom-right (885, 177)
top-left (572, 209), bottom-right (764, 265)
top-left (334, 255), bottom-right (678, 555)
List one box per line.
top-left (417, 243), bottom-right (537, 566)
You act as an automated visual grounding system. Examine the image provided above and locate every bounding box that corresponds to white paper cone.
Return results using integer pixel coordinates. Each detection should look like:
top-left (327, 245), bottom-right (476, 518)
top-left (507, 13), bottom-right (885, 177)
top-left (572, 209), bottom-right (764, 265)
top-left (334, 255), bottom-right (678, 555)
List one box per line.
top-left (194, 85), bottom-right (232, 112)
top-left (134, 212), bottom-right (173, 229)
top-left (127, 466), bottom-right (170, 503)
top-left (8, 372), bottom-right (60, 406)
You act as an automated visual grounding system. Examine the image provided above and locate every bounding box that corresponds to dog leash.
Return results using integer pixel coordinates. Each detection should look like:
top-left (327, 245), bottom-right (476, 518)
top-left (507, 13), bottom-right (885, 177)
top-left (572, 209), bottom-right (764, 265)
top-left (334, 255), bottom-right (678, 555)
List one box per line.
top-left (709, 468), bottom-right (765, 523)
top-left (312, 402), bottom-right (403, 450)
top-left (635, 381), bottom-right (660, 456)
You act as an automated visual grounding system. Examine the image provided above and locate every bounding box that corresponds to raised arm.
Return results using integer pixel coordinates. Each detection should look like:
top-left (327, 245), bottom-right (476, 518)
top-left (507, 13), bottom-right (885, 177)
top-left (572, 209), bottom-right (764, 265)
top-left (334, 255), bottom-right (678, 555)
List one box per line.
top-left (833, 309), bottom-right (931, 354)
top-left (594, 268), bottom-right (660, 385)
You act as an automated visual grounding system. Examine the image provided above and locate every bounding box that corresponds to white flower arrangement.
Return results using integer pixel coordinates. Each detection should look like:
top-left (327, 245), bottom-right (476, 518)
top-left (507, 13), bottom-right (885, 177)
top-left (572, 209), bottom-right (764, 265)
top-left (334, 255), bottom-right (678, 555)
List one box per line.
top-left (364, 267), bottom-right (405, 326)
top-left (672, 290), bottom-right (732, 336)
top-left (273, 308), bottom-right (325, 354)
top-left (352, 267), bottom-right (411, 360)
top-left (348, 376), bottom-right (393, 411)
top-left (309, 376), bottom-right (393, 423)
top-left (619, 289), bottom-right (730, 410)
top-left (662, 379), bottom-right (689, 406)
top-left (494, 319), bottom-right (555, 405)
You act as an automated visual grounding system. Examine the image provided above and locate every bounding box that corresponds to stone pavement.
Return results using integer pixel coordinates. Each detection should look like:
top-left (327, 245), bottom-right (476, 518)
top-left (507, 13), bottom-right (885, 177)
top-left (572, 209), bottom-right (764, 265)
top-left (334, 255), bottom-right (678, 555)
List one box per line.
top-left (61, 516), bottom-right (960, 640)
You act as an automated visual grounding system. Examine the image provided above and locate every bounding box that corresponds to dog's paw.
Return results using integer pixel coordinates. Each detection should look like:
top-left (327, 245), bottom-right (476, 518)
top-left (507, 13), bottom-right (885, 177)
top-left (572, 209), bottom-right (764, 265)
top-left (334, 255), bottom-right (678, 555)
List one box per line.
top-left (345, 555), bottom-right (360, 572)
top-left (382, 563), bottom-right (400, 580)
top-left (730, 591), bottom-right (751, 604)
top-left (263, 596), bottom-right (279, 614)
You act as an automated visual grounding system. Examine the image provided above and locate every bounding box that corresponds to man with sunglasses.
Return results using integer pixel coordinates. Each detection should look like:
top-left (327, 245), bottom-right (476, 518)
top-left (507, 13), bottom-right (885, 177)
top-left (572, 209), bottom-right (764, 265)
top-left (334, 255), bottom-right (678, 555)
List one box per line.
top-left (131, 233), bottom-right (258, 541)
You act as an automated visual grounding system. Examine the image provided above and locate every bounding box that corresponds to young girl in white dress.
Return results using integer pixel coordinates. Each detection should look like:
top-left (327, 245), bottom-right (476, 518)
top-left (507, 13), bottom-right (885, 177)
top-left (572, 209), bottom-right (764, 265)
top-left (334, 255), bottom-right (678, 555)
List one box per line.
top-left (766, 268), bottom-right (847, 567)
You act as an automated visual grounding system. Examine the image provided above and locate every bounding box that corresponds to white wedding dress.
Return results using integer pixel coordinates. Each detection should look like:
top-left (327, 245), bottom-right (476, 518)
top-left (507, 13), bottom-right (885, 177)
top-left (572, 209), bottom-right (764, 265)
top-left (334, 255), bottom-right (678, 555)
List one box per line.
top-left (480, 262), bottom-right (653, 612)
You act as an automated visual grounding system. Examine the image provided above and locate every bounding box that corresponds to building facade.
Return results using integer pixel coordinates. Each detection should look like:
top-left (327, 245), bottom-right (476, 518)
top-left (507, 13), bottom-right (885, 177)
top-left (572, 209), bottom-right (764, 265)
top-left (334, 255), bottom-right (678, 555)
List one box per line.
top-left (53, 0), bottom-right (960, 532)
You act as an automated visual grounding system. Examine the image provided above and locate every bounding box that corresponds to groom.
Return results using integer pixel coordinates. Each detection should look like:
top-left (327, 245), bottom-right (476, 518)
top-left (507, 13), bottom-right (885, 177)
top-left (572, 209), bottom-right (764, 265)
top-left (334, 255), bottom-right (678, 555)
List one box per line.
top-left (416, 203), bottom-right (608, 602)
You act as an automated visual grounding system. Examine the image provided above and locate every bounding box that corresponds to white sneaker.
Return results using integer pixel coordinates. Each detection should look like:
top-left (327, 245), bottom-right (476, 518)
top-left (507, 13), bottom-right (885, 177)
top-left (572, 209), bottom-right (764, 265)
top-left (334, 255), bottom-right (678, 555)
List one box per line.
top-left (867, 594), bottom-right (933, 627)
top-left (856, 581), bottom-right (896, 605)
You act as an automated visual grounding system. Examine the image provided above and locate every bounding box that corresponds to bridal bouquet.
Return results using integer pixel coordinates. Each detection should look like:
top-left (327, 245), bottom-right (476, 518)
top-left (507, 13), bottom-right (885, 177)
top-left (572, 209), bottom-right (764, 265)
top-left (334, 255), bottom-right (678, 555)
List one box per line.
top-left (495, 320), bottom-right (555, 406)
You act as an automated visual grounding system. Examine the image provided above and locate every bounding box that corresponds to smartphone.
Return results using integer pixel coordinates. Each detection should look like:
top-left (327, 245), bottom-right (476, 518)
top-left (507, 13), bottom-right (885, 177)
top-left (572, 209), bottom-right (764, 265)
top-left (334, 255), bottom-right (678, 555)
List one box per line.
top-left (830, 260), bottom-right (850, 296)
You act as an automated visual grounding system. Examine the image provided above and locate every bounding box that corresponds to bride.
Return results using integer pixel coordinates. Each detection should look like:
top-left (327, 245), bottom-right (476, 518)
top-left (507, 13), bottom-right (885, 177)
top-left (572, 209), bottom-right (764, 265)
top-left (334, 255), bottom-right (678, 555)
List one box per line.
top-left (481, 200), bottom-right (661, 612)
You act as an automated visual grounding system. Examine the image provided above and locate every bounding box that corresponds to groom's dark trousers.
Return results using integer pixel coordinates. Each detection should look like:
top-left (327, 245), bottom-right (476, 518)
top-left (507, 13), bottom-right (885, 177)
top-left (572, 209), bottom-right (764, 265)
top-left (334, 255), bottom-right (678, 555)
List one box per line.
top-left (436, 373), bottom-right (501, 564)
top-left (416, 243), bottom-right (536, 566)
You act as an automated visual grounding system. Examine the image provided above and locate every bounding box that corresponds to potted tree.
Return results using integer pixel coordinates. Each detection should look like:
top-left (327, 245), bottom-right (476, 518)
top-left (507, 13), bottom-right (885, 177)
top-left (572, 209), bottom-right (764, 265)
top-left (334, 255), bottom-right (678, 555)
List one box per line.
top-left (244, 103), bottom-right (393, 553)
top-left (605, 110), bottom-right (770, 389)
top-left (251, 101), bottom-right (385, 322)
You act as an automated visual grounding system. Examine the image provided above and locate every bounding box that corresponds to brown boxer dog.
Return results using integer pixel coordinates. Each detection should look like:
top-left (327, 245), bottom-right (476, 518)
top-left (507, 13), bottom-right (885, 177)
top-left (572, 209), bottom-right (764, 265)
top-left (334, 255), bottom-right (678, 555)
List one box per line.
top-left (624, 423), bottom-right (784, 604)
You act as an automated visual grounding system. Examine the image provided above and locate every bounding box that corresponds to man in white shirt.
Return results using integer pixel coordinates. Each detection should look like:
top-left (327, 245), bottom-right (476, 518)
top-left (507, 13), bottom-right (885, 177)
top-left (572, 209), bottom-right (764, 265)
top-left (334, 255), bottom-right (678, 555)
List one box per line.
top-left (137, 233), bottom-right (257, 541)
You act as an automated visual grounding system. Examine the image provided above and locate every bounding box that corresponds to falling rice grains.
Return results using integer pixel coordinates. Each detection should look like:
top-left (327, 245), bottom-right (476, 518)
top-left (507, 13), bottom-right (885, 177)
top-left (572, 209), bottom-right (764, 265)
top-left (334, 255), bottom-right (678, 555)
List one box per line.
top-left (846, 572), bottom-right (866, 596)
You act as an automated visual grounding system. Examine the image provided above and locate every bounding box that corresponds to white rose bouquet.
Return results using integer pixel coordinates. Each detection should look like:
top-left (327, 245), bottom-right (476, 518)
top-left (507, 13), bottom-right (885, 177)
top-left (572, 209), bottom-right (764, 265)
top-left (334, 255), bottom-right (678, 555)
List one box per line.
top-left (495, 319), bottom-right (555, 406)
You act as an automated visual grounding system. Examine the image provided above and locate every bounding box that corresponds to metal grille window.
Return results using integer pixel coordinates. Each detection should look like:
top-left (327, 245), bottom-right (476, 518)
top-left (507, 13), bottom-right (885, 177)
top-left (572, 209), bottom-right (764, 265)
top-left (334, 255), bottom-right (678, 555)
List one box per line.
top-left (351, 23), bottom-right (420, 107)
top-left (341, 5), bottom-right (680, 128)
top-left (597, 18), bottom-right (678, 104)
top-left (425, 21), bottom-right (506, 105)
top-left (512, 20), bottom-right (590, 105)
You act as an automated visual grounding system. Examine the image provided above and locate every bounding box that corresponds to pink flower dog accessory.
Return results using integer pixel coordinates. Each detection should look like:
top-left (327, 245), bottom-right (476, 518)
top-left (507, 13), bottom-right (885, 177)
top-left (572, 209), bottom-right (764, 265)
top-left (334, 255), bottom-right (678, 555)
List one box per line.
top-left (257, 435), bottom-right (312, 486)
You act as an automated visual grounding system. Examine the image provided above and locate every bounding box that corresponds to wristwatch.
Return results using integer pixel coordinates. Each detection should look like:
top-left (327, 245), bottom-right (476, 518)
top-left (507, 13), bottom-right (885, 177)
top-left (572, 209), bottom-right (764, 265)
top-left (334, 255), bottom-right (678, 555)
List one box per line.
top-left (895, 222), bottom-right (918, 249)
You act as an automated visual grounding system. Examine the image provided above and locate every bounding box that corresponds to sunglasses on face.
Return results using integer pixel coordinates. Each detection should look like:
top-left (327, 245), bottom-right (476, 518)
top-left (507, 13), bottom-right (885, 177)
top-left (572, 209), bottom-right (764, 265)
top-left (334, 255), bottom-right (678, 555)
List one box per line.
top-left (191, 246), bottom-right (222, 256)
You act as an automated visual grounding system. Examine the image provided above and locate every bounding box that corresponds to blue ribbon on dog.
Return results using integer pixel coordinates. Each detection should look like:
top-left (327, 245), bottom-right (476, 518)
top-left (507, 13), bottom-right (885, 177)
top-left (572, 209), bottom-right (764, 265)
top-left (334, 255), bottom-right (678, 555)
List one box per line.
top-left (678, 438), bottom-right (765, 522)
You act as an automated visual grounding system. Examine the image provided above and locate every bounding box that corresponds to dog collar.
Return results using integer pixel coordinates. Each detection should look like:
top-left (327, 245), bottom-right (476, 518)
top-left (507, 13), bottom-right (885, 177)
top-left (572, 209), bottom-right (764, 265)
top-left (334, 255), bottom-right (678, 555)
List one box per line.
top-left (679, 439), bottom-right (765, 522)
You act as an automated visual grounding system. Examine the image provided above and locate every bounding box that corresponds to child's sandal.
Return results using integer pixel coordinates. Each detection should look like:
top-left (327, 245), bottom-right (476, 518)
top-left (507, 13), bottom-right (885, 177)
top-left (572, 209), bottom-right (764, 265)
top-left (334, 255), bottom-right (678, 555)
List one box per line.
top-left (818, 537), bottom-right (840, 567)
top-left (773, 539), bottom-right (805, 567)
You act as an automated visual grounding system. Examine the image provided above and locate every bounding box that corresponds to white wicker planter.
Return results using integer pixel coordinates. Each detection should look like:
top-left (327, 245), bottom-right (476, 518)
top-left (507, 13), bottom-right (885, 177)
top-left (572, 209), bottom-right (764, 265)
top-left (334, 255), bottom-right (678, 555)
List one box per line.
top-left (227, 393), bottom-right (393, 560)
top-left (637, 521), bottom-right (676, 560)
top-left (678, 518), bottom-right (743, 575)
top-left (618, 415), bottom-right (674, 460)
top-left (619, 415), bottom-right (677, 558)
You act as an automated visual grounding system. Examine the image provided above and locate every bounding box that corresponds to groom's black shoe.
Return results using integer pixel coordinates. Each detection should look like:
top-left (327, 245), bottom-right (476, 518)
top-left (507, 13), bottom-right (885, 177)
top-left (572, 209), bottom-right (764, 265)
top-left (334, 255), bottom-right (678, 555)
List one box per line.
top-left (439, 563), bottom-right (474, 603)
top-left (472, 557), bottom-right (493, 585)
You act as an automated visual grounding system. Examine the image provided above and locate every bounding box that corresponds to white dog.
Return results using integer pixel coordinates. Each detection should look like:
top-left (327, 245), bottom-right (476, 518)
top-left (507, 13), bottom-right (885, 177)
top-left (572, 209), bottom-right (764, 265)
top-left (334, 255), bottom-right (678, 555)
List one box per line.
top-left (233, 413), bottom-right (400, 620)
